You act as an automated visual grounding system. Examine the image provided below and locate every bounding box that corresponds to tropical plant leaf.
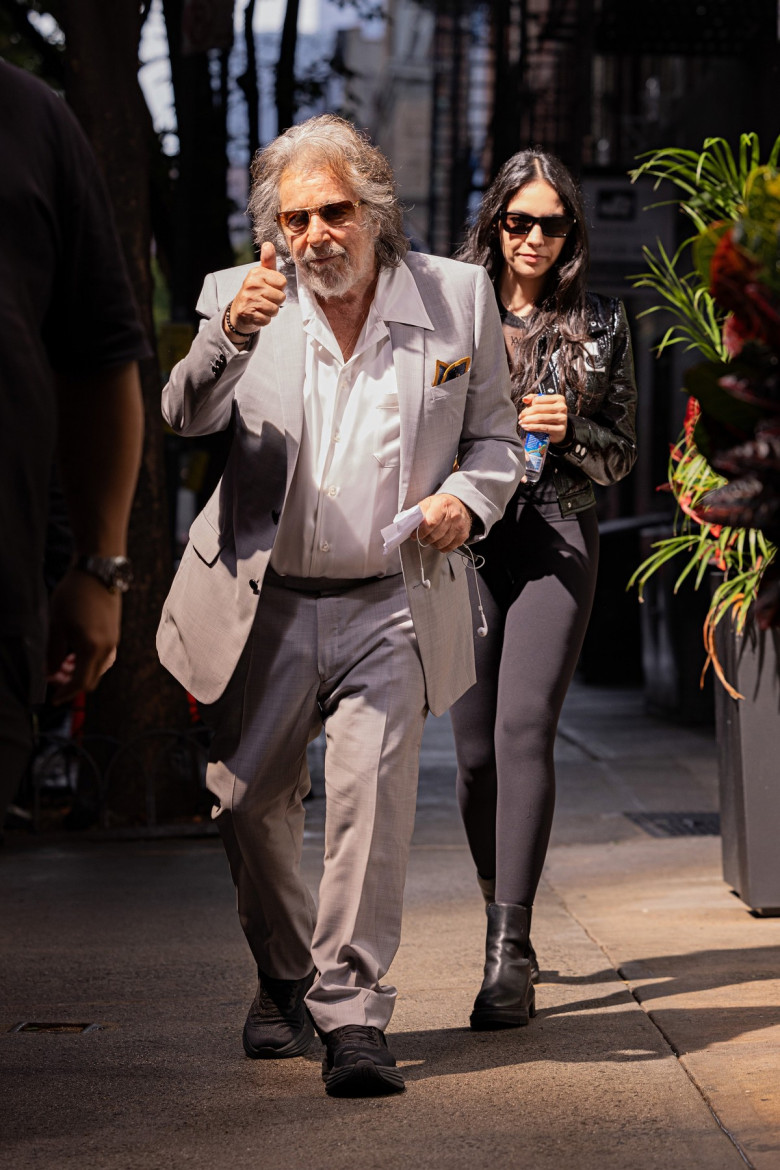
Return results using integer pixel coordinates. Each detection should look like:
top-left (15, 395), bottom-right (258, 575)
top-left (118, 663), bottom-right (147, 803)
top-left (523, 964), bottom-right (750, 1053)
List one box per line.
top-left (739, 169), bottom-right (780, 297)
top-left (629, 134), bottom-right (778, 229)
top-left (630, 243), bottom-right (726, 361)
top-left (686, 360), bottom-right (766, 458)
top-left (692, 222), bottom-right (731, 287)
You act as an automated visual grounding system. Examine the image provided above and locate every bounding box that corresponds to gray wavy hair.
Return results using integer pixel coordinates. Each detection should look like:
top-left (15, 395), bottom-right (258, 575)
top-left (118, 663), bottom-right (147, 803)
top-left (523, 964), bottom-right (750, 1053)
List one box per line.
top-left (247, 114), bottom-right (409, 269)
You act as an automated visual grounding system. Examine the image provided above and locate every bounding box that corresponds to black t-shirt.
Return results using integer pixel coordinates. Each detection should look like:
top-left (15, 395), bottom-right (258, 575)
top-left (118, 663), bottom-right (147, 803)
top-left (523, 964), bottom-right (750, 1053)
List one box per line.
top-left (498, 302), bottom-right (559, 508)
top-left (0, 61), bottom-right (150, 641)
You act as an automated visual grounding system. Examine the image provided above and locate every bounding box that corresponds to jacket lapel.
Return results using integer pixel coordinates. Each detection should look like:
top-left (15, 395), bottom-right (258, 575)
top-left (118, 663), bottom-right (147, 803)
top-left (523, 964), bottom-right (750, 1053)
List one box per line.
top-left (390, 319), bottom-right (426, 509)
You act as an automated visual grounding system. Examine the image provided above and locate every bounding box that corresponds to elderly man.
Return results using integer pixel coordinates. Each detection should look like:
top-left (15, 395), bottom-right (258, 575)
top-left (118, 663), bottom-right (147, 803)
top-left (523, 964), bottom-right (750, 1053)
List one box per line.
top-left (157, 114), bottom-right (522, 1097)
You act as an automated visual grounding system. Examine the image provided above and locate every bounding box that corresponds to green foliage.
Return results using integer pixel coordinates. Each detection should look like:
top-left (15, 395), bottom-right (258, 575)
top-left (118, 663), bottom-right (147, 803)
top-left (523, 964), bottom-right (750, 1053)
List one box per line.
top-left (629, 133), bottom-right (780, 233)
top-left (685, 357), bottom-right (767, 461)
top-left (738, 169), bottom-right (780, 297)
top-left (628, 134), bottom-right (780, 695)
top-left (630, 242), bottom-right (726, 362)
top-left (627, 418), bottom-right (776, 698)
top-left (629, 134), bottom-right (780, 358)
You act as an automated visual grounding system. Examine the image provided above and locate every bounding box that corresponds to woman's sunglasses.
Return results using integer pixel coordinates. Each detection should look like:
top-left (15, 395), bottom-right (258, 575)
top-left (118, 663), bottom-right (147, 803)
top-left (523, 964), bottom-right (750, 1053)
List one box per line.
top-left (497, 211), bottom-right (575, 238)
top-left (276, 199), bottom-right (363, 236)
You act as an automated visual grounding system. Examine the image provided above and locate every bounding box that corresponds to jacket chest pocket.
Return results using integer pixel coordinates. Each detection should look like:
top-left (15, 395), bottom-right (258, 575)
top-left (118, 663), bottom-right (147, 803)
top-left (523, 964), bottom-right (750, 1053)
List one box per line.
top-left (429, 381), bottom-right (471, 411)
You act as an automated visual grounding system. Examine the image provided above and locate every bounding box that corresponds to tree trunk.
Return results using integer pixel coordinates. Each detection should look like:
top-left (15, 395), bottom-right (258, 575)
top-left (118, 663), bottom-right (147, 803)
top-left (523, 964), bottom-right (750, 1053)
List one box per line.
top-left (237, 0), bottom-right (260, 161)
top-left (162, 0), bottom-right (235, 322)
top-left (487, 0), bottom-right (524, 181)
top-left (276, 0), bottom-right (300, 134)
top-left (59, 0), bottom-right (193, 823)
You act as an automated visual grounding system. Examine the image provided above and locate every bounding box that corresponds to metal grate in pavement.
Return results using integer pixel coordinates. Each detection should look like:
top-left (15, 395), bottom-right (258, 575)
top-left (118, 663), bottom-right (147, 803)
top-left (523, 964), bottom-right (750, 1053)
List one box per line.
top-left (624, 811), bottom-right (721, 838)
top-left (9, 1022), bottom-right (102, 1034)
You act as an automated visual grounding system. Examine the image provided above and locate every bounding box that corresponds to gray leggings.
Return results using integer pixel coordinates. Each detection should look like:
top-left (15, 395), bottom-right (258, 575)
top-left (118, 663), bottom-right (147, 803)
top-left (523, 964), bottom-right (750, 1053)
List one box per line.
top-left (450, 503), bottom-right (599, 906)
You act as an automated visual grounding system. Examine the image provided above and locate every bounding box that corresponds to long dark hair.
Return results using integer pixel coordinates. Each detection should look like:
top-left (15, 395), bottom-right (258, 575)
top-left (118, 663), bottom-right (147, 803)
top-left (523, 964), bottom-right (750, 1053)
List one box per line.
top-left (456, 149), bottom-right (591, 405)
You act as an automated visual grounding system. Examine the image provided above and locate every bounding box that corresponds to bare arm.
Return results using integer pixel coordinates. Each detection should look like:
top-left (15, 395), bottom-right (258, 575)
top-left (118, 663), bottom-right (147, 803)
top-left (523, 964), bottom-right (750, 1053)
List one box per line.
top-left (47, 360), bottom-right (144, 702)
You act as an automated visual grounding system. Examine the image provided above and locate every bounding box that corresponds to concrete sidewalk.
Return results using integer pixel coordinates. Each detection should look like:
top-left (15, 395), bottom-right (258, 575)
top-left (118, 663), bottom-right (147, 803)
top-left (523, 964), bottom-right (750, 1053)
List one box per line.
top-left (1, 680), bottom-right (778, 1169)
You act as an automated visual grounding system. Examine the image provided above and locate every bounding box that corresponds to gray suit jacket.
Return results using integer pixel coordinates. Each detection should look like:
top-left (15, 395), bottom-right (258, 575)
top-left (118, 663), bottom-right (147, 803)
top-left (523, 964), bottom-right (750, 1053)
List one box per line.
top-left (157, 251), bottom-right (523, 715)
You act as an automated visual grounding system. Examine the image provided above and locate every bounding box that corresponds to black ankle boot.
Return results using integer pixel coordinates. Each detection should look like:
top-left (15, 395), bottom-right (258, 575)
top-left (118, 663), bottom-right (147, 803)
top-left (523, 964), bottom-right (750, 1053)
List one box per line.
top-left (470, 902), bottom-right (536, 1030)
top-left (476, 877), bottom-right (540, 984)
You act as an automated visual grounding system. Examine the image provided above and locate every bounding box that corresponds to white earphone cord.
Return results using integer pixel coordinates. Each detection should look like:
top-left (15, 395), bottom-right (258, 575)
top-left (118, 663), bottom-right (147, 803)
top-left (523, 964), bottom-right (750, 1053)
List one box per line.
top-left (416, 532), bottom-right (488, 637)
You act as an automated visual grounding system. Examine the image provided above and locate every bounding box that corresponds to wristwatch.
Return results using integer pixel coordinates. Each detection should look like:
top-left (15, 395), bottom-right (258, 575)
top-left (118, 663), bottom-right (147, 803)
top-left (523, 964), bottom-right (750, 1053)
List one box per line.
top-left (75, 554), bottom-right (134, 594)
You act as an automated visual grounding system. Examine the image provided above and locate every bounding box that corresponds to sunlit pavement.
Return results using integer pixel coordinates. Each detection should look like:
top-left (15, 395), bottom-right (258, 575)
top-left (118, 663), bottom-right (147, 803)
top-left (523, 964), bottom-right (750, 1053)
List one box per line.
top-left (1, 680), bottom-right (778, 1169)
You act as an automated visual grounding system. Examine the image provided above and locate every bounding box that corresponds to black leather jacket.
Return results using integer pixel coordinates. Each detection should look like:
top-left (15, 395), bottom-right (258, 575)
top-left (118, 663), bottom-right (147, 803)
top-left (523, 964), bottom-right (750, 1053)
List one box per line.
top-left (545, 291), bottom-right (638, 515)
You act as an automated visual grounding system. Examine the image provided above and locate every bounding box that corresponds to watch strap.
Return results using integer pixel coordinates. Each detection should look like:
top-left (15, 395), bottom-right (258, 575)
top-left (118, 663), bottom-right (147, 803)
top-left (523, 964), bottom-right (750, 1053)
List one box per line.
top-left (75, 554), bottom-right (133, 594)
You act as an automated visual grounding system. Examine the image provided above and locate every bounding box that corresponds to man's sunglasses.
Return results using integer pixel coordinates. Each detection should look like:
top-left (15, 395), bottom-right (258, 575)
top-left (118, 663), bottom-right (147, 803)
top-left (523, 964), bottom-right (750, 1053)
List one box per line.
top-left (497, 211), bottom-right (575, 238)
top-left (276, 199), bottom-right (364, 235)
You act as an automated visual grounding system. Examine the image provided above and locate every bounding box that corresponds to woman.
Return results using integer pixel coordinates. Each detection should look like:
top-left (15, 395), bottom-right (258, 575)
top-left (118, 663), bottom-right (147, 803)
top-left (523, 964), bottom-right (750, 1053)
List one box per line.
top-left (451, 150), bottom-right (638, 1029)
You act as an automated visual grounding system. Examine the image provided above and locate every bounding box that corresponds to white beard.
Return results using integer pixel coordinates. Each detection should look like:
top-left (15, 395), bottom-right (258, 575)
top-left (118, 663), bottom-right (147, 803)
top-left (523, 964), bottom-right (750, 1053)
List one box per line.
top-left (297, 243), bottom-right (369, 300)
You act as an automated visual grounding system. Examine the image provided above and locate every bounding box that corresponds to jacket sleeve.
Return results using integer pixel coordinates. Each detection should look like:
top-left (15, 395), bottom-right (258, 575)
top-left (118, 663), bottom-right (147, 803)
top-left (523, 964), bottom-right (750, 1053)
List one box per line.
top-left (161, 272), bottom-right (256, 437)
top-left (436, 266), bottom-right (525, 538)
top-left (556, 299), bottom-right (638, 486)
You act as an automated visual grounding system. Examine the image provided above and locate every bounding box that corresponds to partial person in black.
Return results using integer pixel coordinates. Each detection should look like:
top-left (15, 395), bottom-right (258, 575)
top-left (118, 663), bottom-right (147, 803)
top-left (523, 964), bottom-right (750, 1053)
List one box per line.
top-left (0, 61), bottom-right (148, 818)
top-left (450, 149), bottom-right (638, 1028)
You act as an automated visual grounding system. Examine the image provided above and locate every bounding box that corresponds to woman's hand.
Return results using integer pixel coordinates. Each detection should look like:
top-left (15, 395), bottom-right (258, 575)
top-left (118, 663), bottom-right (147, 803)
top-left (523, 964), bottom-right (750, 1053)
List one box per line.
top-left (518, 393), bottom-right (569, 445)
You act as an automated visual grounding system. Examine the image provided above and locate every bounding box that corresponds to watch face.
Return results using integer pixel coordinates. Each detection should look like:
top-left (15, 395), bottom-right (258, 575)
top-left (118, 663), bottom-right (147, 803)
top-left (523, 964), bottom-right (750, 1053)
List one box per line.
top-left (108, 559), bottom-right (133, 592)
top-left (80, 555), bottom-right (133, 593)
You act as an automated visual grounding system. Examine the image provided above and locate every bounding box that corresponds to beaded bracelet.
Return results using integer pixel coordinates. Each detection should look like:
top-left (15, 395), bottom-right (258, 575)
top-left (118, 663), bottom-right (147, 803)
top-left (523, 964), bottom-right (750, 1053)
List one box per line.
top-left (225, 300), bottom-right (255, 338)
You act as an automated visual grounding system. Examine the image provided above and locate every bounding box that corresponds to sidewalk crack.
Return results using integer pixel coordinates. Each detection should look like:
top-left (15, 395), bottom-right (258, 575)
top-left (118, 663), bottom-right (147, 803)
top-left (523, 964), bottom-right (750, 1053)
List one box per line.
top-left (621, 977), bottom-right (756, 1170)
top-left (545, 880), bottom-right (756, 1170)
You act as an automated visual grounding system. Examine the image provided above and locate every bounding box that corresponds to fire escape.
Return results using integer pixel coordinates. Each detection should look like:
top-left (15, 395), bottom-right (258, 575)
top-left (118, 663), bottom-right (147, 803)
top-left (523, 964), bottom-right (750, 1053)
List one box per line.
top-left (427, 0), bottom-right (591, 256)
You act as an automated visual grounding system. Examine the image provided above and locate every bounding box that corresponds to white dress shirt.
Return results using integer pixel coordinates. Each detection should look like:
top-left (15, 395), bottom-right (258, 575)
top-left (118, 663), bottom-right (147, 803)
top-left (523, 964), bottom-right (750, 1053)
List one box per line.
top-left (270, 260), bottom-right (433, 580)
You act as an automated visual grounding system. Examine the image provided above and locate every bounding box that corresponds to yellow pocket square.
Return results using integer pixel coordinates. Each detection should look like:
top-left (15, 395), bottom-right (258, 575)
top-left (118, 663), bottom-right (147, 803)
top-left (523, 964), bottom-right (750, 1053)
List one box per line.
top-left (432, 356), bottom-right (471, 387)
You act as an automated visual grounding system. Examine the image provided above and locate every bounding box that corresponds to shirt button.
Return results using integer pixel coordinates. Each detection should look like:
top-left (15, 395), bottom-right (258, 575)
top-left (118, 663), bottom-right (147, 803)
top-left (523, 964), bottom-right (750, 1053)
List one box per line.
top-left (334, 431), bottom-right (341, 442)
top-left (320, 541), bottom-right (330, 552)
top-left (327, 485), bottom-right (338, 497)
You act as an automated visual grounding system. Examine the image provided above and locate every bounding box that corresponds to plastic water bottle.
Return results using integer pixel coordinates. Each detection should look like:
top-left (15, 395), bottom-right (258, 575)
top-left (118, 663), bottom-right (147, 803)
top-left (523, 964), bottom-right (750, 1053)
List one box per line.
top-left (522, 377), bottom-right (559, 484)
top-left (523, 428), bottom-right (550, 484)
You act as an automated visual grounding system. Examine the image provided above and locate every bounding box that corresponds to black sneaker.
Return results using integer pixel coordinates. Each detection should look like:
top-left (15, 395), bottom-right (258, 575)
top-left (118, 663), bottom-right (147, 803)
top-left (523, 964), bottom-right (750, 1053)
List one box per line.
top-left (321, 1025), bottom-right (405, 1097)
top-left (242, 969), bottom-right (316, 1059)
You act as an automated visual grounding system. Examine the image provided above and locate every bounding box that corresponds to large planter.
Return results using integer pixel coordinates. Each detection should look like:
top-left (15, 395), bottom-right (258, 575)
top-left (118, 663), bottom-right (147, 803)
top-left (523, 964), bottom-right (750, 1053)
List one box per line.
top-left (637, 525), bottom-right (714, 724)
top-left (715, 616), bottom-right (780, 914)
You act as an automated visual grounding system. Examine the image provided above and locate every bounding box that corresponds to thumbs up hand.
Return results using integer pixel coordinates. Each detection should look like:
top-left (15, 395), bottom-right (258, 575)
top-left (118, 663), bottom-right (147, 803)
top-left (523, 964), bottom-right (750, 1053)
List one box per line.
top-left (225, 242), bottom-right (287, 339)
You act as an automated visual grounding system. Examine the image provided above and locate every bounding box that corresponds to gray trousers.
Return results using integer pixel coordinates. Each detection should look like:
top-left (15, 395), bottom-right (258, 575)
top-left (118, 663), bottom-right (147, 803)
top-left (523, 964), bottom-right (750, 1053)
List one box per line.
top-left (202, 572), bottom-right (428, 1033)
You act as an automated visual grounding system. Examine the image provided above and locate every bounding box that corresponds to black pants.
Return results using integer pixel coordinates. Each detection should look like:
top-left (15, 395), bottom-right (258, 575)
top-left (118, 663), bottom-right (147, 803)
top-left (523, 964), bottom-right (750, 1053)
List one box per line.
top-left (450, 503), bottom-right (599, 906)
top-left (0, 636), bottom-right (36, 817)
